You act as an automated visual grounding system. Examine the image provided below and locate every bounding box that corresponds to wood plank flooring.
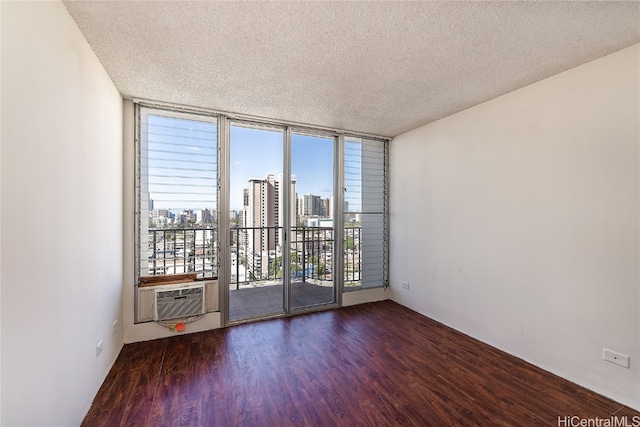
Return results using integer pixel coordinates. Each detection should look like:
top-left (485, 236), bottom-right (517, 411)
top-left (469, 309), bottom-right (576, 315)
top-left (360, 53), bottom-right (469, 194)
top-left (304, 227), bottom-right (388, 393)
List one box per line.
top-left (82, 301), bottom-right (638, 426)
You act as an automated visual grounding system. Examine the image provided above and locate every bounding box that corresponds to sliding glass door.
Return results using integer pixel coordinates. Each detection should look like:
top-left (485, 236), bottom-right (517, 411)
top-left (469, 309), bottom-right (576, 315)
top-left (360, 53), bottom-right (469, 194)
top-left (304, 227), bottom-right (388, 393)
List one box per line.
top-left (290, 132), bottom-right (336, 310)
top-left (228, 123), bottom-right (286, 321)
top-left (227, 124), bottom-right (338, 322)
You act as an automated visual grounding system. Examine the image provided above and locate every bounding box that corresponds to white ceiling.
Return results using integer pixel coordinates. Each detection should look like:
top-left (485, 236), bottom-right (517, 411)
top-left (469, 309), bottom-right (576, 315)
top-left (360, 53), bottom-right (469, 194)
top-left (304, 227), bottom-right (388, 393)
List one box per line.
top-left (63, 1), bottom-right (639, 137)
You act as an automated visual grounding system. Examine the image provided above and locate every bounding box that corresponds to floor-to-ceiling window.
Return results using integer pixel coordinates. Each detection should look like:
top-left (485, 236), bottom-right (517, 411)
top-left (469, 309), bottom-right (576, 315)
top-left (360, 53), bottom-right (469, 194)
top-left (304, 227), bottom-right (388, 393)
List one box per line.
top-left (135, 103), bottom-right (388, 325)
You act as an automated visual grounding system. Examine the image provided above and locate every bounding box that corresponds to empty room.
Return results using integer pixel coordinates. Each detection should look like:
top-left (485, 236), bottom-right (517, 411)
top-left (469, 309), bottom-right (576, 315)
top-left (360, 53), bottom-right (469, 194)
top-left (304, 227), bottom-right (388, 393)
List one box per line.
top-left (1, 1), bottom-right (639, 426)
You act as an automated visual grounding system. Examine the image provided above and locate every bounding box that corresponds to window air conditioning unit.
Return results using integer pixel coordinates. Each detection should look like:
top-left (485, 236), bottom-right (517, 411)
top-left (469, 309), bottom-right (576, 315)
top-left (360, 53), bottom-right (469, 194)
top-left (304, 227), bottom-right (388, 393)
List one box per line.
top-left (154, 284), bottom-right (205, 321)
top-left (137, 280), bottom-right (217, 323)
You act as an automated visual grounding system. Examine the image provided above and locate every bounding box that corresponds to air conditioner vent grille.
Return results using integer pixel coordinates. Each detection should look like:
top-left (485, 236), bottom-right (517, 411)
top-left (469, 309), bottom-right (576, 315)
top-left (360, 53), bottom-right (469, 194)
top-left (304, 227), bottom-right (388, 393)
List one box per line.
top-left (155, 285), bottom-right (205, 321)
top-left (137, 281), bottom-right (218, 323)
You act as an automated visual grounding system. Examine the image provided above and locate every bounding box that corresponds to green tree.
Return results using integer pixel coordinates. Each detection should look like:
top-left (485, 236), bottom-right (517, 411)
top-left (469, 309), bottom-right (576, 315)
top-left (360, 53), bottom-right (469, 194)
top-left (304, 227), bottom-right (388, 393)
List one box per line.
top-left (309, 255), bottom-right (326, 276)
top-left (290, 252), bottom-right (302, 277)
top-left (269, 252), bottom-right (301, 278)
top-left (345, 237), bottom-right (355, 250)
top-left (269, 256), bottom-right (282, 278)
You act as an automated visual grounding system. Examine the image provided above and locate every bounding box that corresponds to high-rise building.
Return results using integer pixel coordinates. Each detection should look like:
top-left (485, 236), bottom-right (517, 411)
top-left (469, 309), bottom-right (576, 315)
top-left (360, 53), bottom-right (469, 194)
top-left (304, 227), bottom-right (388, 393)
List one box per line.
top-left (321, 198), bottom-right (330, 218)
top-left (243, 174), bottom-right (277, 255)
top-left (151, 208), bottom-right (170, 221)
top-left (177, 209), bottom-right (196, 225)
top-left (197, 208), bottom-right (214, 224)
top-left (242, 174), bottom-right (296, 253)
top-left (298, 194), bottom-right (326, 218)
top-left (242, 174), bottom-right (296, 278)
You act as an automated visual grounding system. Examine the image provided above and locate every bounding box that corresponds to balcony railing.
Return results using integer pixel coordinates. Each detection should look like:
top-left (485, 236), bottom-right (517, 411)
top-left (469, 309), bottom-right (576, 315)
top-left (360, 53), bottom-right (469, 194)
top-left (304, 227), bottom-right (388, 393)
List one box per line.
top-left (344, 226), bottom-right (362, 287)
top-left (229, 226), bottom-right (336, 289)
top-left (144, 225), bottom-right (362, 289)
top-left (145, 227), bottom-right (218, 279)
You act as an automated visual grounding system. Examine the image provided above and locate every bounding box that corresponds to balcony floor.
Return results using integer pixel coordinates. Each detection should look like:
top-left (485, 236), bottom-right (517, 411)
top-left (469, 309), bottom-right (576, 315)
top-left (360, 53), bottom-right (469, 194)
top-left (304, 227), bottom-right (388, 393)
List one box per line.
top-left (229, 281), bottom-right (334, 320)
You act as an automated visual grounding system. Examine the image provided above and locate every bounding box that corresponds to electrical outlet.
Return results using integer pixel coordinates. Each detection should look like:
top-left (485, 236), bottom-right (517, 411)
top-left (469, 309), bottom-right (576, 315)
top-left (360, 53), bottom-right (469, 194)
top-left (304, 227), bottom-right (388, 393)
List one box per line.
top-left (603, 348), bottom-right (629, 368)
top-left (112, 320), bottom-right (118, 335)
top-left (96, 340), bottom-right (104, 357)
top-left (402, 281), bottom-right (409, 289)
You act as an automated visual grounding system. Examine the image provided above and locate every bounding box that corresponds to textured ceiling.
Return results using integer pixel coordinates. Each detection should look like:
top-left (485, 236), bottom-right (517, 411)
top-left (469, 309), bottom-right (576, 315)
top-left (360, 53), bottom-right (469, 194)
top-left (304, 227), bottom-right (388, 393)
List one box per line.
top-left (63, 1), bottom-right (639, 137)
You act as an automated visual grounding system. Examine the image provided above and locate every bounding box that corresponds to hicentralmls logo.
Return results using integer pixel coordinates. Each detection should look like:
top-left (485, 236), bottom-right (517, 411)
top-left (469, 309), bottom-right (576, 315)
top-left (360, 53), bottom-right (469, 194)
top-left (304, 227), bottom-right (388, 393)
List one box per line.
top-left (558, 416), bottom-right (640, 427)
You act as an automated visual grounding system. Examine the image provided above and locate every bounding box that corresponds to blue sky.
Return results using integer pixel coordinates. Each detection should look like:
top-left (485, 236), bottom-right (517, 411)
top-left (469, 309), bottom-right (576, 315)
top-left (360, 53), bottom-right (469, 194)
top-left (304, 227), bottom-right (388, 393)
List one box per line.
top-left (147, 115), bottom-right (217, 211)
top-left (147, 115), bottom-right (353, 213)
top-left (230, 125), bottom-right (335, 211)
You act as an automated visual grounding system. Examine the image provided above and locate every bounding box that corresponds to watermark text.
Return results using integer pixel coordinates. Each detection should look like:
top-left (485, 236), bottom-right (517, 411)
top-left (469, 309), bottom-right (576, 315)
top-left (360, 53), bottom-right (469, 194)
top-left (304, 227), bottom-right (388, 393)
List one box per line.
top-left (558, 416), bottom-right (640, 427)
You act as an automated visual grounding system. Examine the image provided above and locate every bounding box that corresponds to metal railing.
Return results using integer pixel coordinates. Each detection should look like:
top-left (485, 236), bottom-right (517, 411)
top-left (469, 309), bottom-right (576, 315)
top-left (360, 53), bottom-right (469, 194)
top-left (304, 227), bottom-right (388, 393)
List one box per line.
top-left (290, 226), bottom-right (334, 284)
top-left (145, 227), bottom-right (217, 279)
top-left (145, 225), bottom-right (361, 289)
top-left (229, 226), bottom-right (340, 290)
top-left (344, 226), bottom-right (362, 287)
top-left (229, 226), bottom-right (281, 286)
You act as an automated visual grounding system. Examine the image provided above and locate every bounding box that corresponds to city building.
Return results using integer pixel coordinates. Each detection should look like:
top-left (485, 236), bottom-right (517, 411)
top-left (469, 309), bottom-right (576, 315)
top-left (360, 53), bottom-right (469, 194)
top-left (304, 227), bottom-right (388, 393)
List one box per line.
top-left (151, 208), bottom-right (170, 221)
top-left (243, 174), bottom-right (278, 253)
top-left (241, 174), bottom-right (296, 278)
top-left (297, 194), bottom-right (325, 217)
top-left (197, 208), bottom-right (214, 224)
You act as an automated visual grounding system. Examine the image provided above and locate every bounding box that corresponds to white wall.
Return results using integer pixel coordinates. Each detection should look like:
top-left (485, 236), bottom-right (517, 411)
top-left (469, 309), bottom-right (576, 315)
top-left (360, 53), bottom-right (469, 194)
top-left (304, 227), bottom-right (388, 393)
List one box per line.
top-left (390, 44), bottom-right (640, 409)
top-left (342, 287), bottom-right (389, 307)
top-left (1, 2), bottom-right (124, 425)
top-left (0, 3), bottom-right (4, 420)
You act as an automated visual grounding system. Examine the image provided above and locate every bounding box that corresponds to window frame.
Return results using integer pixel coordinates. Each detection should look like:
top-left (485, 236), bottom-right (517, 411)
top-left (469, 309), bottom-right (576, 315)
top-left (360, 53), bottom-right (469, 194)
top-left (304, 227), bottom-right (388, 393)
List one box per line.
top-left (133, 101), bottom-right (389, 297)
top-left (134, 104), bottom-right (220, 285)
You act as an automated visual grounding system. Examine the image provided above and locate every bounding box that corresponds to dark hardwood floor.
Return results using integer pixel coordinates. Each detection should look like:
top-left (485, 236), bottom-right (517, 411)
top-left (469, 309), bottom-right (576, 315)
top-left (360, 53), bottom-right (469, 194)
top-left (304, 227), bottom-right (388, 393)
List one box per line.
top-left (82, 301), bottom-right (638, 426)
